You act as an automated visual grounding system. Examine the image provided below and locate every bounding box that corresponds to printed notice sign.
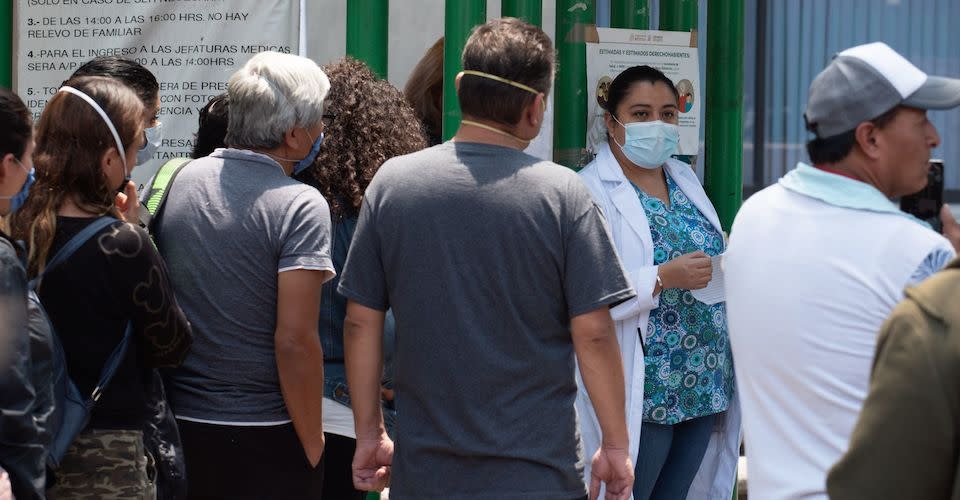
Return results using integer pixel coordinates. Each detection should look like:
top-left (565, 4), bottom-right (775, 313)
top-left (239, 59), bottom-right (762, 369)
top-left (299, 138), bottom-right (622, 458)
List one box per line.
top-left (585, 28), bottom-right (700, 156)
top-left (15, 0), bottom-right (300, 189)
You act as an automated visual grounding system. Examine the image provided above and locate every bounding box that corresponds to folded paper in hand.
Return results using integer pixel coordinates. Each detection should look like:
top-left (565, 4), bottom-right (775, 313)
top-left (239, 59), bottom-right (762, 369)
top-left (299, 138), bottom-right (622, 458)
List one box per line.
top-left (690, 254), bottom-right (725, 305)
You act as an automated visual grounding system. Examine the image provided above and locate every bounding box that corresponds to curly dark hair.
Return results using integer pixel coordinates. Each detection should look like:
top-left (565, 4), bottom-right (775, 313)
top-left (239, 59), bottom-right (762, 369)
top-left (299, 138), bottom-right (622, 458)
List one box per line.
top-left (300, 57), bottom-right (427, 217)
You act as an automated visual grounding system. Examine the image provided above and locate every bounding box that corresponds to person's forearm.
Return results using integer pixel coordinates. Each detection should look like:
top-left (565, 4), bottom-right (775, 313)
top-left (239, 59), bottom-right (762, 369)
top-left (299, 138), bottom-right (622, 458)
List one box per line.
top-left (276, 327), bottom-right (325, 465)
top-left (344, 308), bottom-right (386, 440)
top-left (573, 315), bottom-right (629, 449)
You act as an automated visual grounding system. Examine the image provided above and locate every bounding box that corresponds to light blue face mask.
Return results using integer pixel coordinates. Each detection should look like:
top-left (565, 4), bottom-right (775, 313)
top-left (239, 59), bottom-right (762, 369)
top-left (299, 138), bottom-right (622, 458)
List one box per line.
top-left (0, 158), bottom-right (35, 215)
top-left (612, 117), bottom-right (680, 169)
top-left (292, 131), bottom-right (324, 176)
top-left (137, 122), bottom-right (163, 165)
top-left (268, 127), bottom-right (325, 176)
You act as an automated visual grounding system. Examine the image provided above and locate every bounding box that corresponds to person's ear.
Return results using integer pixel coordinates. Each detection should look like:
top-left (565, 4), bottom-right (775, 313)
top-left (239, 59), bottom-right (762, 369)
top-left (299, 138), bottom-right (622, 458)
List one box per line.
top-left (455, 72), bottom-right (463, 93)
top-left (100, 147), bottom-right (122, 173)
top-left (604, 111), bottom-right (617, 137)
top-left (525, 94), bottom-right (545, 127)
top-left (283, 127), bottom-right (301, 151)
top-left (854, 122), bottom-right (882, 160)
top-left (0, 153), bottom-right (15, 183)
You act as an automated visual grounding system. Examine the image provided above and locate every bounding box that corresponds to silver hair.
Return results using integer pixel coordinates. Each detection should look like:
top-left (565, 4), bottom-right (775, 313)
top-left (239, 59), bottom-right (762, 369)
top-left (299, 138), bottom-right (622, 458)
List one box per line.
top-left (226, 51), bottom-right (330, 149)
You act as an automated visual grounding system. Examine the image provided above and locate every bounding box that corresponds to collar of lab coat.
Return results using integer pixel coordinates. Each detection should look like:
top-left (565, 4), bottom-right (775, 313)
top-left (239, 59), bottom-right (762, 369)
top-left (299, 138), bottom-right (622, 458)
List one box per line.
top-left (595, 141), bottom-right (724, 239)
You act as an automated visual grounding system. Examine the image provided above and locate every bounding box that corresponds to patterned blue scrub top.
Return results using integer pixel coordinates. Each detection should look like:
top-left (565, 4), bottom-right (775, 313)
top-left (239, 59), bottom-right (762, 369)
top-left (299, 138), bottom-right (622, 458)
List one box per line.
top-left (636, 171), bottom-right (734, 425)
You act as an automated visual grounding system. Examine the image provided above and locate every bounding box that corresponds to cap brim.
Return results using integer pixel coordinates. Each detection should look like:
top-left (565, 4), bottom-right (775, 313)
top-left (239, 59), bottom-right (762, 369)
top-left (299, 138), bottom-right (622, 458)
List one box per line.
top-left (903, 76), bottom-right (960, 109)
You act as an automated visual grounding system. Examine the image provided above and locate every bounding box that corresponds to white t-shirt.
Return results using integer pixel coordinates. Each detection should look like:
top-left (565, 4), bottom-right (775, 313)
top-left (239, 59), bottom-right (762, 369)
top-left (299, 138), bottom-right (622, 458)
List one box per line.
top-left (322, 397), bottom-right (355, 439)
top-left (724, 166), bottom-right (952, 499)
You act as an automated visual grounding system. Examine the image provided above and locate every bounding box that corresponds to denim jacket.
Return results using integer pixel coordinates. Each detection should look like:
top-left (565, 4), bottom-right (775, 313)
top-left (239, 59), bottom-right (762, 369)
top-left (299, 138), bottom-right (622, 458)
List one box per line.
top-left (319, 214), bottom-right (396, 431)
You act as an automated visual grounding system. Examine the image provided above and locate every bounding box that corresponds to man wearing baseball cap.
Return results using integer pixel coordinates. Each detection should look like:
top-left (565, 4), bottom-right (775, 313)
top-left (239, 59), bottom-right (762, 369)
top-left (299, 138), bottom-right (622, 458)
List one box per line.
top-left (722, 42), bottom-right (960, 499)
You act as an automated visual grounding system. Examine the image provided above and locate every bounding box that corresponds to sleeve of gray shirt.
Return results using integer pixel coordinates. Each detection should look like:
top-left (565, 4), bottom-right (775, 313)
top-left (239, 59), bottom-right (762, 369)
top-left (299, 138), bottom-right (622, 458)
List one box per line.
top-left (278, 188), bottom-right (335, 280)
top-left (562, 180), bottom-right (636, 317)
top-left (338, 196), bottom-right (388, 311)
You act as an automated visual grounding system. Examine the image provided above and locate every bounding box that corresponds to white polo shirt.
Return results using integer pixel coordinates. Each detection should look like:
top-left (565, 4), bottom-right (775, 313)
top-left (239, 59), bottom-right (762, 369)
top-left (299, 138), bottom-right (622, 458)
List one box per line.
top-left (723, 164), bottom-right (954, 499)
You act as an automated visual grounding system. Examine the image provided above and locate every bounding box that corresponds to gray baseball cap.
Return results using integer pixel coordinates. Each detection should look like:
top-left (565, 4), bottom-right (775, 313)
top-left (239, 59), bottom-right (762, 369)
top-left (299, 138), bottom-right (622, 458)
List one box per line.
top-left (804, 42), bottom-right (960, 139)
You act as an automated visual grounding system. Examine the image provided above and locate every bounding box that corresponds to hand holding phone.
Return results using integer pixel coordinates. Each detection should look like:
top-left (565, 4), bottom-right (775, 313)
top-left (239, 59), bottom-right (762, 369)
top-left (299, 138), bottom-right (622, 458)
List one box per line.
top-left (940, 205), bottom-right (960, 253)
top-left (900, 160), bottom-right (944, 232)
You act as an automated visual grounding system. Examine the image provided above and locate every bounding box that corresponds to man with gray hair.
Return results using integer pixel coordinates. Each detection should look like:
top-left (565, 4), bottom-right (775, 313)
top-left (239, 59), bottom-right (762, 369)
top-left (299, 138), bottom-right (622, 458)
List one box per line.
top-left (724, 42), bottom-right (960, 499)
top-left (341, 18), bottom-right (635, 500)
top-left (155, 51), bottom-right (334, 498)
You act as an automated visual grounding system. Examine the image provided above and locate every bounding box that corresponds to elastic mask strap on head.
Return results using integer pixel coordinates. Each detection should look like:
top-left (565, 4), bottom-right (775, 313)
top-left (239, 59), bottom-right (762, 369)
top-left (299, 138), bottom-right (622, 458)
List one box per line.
top-left (460, 119), bottom-right (531, 146)
top-left (59, 86), bottom-right (128, 175)
top-left (609, 114), bottom-right (628, 149)
top-left (459, 70), bottom-right (541, 95)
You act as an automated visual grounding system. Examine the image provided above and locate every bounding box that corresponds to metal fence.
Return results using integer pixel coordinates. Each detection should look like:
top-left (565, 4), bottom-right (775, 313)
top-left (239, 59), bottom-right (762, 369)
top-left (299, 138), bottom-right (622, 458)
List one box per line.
top-left (743, 0), bottom-right (960, 198)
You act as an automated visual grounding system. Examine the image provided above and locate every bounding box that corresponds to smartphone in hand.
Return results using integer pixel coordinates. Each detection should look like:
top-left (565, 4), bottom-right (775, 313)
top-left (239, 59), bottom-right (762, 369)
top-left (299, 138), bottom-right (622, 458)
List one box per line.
top-left (901, 160), bottom-right (944, 232)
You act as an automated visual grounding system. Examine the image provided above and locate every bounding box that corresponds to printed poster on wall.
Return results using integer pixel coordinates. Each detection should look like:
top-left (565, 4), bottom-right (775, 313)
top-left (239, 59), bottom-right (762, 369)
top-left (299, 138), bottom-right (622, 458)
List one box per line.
top-left (14, 0), bottom-right (300, 189)
top-left (586, 28), bottom-right (700, 156)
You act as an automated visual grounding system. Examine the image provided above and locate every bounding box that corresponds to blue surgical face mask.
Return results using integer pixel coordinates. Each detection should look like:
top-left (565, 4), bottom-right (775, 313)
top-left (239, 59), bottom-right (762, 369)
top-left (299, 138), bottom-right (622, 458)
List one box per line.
top-left (137, 122), bottom-right (163, 165)
top-left (292, 131), bottom-right (324, 176)
top-left (0, 158), bottom-right (35, 215)
top-left (612, 117), bottom-right (680, 169)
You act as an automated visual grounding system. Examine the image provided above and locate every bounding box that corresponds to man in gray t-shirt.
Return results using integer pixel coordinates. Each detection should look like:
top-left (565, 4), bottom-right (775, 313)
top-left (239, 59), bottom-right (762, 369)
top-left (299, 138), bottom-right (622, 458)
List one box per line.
top-left (155, 52), bottom-right (333, 499)
top-left (339, 18), bottom-right (636, 500)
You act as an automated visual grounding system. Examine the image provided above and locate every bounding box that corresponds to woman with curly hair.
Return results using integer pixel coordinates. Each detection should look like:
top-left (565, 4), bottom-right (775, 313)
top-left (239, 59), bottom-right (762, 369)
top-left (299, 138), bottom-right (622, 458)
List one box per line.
top-left (296, 56), bottom-right (426, 499)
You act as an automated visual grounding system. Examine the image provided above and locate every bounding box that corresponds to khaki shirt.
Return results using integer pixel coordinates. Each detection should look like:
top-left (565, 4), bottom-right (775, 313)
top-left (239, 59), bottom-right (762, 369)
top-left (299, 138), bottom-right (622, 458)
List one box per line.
top-left (828, 259), bottom-right (960, 499)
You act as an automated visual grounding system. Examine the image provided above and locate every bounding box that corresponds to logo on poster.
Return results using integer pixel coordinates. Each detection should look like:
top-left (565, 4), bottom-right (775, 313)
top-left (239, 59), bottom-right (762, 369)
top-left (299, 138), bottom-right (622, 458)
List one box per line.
top-left (677, 79), bottom-right (694, 113)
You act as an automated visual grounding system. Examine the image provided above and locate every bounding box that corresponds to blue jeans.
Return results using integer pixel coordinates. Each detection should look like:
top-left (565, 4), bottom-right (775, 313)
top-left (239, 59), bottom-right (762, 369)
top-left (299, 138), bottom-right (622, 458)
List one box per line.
top-left (633, 413), bottom-right (718, 500)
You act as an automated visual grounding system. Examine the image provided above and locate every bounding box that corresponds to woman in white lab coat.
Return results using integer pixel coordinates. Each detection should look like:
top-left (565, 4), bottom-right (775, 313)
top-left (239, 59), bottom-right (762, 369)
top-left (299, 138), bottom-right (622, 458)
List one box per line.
top-left (576, 65), bottom-right (741, 500)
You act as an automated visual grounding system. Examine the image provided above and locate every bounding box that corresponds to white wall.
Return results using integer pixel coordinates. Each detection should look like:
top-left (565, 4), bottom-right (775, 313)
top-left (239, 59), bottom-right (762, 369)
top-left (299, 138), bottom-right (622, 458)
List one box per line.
top-left (303, 0), bottom-right (556, 89)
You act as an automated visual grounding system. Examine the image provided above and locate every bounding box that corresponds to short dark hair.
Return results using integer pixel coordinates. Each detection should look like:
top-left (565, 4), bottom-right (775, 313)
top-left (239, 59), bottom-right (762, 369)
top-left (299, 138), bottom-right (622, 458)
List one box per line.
top-left (458, 17), bottom-right (554, 126)
top-left (70, 56), bottom-right (160, 107)
top-left (192, 93), bottom-right (229, 158)
top-left (0, 88), bottom-right (32, 159)
top-left (604, 65), bottom-right (679, 117)
top-left (806, 106), bottom-right (901, 164)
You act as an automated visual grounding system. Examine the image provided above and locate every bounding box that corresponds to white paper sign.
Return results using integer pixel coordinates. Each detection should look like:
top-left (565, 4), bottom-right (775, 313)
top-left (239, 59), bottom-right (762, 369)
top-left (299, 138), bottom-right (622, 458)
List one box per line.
top-left (690, 253), bottom-right (725, 305)
top-left (15, 0), bottom-right (300, 189)
top-left (585, 28), bottom-right (700, 156)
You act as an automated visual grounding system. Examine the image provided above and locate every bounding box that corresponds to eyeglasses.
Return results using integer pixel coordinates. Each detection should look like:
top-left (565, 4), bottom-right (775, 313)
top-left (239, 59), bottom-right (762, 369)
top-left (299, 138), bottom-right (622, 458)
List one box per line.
top-left (322, 113), bottom-right (337, 128)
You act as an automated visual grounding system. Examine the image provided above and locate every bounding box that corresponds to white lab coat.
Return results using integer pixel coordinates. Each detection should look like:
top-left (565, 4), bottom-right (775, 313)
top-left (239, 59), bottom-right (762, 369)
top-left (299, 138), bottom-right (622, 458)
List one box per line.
top-left (575, 142), bottom-right (742, 500)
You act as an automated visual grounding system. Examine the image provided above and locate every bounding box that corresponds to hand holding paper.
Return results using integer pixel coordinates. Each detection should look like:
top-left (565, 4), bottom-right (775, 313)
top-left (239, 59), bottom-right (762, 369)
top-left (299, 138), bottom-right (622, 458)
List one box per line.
top-left (690, 254), bottom-right (725, 305)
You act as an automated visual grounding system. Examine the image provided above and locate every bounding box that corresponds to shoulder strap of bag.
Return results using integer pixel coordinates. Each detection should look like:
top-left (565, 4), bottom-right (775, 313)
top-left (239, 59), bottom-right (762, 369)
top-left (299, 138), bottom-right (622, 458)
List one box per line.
top-left (29, 216), bottom-right (118, 290)
top-left (89, 321), bottom-right (134, 403)
top-left (139, 157), bottom-right (192, 232)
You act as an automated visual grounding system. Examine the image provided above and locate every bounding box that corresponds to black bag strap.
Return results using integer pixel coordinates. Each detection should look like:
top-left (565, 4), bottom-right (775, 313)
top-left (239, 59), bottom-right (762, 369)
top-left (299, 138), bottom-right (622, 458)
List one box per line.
top-left (89, 322), bottom-right (134, 402)
top-left (29, 216), bottom-right (118, 290)
top-left (26, 216), bottom-right (133, 402)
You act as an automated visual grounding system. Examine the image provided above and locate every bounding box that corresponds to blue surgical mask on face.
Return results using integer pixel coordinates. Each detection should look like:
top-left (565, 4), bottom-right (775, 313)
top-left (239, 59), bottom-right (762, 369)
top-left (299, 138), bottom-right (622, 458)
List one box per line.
top-left (0, 158), bottom-right (35, 215)
top-left (612, 117), bottom-right (680, 169)
top-left (292, 131), bottom-right (324, 176)
top-left (137, 122), bottom-right (163, 165)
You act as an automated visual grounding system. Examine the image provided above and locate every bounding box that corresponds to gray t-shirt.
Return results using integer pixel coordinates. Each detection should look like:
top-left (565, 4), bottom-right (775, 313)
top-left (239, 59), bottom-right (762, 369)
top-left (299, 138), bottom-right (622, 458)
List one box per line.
top-left (338, 142), bottom-right (634, 499)
top-left (157, 148), bottom-right (334, 423)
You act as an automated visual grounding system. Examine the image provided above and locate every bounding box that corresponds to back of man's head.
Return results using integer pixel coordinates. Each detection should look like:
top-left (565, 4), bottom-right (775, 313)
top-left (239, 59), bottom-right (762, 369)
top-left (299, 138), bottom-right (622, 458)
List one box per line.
top-left (458, 18), bottom-right (554, 126)
top-left (70, 56), bottom-right (159, 109)
top-left (804, 42), bottom-right (960, 165)
top-left (227, 51), bottom-right (330, 150)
